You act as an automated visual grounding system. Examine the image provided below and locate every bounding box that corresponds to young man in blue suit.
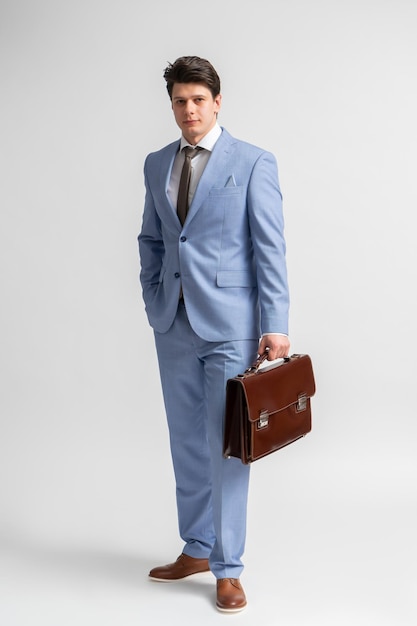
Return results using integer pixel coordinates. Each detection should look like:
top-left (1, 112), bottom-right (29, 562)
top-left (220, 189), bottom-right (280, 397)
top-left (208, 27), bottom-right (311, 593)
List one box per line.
top-left (138, 56), bottom-right (290, 612)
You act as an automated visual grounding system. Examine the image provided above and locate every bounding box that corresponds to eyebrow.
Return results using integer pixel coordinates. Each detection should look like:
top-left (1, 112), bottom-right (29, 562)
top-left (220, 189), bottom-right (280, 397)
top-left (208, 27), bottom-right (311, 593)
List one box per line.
top-left (173, 94), bottom-right (207, 101)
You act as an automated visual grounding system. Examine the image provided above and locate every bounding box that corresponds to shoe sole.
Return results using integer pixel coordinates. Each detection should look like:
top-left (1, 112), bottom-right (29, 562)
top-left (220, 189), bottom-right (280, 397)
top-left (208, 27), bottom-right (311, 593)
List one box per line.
top-left (149, 570), bottom-right (211, 583)
top-left (216, 603), bottom-right (247, 613)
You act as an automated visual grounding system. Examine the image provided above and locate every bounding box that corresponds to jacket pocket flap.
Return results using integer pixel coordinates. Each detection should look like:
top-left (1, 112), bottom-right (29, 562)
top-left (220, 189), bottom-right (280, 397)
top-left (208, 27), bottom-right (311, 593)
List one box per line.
top-left (217, 270), bottom-right (255, 287)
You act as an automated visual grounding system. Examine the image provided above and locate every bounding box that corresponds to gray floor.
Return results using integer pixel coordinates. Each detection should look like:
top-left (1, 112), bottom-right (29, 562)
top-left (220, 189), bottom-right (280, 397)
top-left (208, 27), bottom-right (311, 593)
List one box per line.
top-left (1, 440), bottom-right (415, 626)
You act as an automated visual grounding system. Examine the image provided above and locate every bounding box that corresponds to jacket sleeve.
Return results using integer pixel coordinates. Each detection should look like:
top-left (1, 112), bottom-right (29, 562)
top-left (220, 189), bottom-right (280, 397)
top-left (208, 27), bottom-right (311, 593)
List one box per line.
top-left (138, 159), bottom-right (165, 308)
top-left (247, 151), bottom-right (290, 335)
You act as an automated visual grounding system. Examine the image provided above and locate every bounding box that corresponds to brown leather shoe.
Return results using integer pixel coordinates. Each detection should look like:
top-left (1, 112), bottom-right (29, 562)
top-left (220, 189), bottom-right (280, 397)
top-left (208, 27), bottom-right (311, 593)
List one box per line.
top-left (149, 553), bottom-right (210, 582)
top-left (216, 578), bottom-right (247, 612)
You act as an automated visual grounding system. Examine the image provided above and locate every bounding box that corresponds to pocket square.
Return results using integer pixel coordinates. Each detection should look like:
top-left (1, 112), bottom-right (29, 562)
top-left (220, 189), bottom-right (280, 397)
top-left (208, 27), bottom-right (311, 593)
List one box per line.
top-left (225, 175), bottom-right (237, 188)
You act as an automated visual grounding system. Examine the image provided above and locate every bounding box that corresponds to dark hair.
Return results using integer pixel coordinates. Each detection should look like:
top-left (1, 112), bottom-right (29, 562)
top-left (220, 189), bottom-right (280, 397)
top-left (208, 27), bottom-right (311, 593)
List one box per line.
top-left (163, 56), bottom-right (221, 100)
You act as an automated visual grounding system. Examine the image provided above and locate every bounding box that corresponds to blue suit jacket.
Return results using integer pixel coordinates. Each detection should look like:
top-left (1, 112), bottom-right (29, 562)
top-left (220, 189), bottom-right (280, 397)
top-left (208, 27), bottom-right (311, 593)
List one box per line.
top-left (138, 128), bottom-right (289, 341)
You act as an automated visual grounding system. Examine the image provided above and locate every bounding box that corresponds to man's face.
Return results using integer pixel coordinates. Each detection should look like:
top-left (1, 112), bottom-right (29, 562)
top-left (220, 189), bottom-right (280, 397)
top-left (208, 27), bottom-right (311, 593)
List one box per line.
top-left (171, 82), bottom-right (222, 145)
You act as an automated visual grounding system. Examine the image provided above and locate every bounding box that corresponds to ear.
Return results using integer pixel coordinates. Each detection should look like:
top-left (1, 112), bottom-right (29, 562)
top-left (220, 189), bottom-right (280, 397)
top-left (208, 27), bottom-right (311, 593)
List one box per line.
top-left (214, 93), bottom-right (222, 113)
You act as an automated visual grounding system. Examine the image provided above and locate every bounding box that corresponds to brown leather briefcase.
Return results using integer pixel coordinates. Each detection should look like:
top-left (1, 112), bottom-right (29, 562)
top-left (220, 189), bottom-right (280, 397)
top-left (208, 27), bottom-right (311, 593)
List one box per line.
top-left (223, 353), bottom-right (316, 464)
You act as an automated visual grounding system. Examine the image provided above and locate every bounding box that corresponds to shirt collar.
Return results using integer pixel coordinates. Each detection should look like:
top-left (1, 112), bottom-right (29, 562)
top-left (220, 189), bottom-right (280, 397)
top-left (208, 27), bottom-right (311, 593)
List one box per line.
top-left (180, 123), bottom-right (222, 152)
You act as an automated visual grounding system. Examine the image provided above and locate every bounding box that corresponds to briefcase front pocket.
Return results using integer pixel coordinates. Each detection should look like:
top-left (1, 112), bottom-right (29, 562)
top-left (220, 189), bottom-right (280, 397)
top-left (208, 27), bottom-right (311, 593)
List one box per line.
top-left (223, 354), bottom-right (315, 464)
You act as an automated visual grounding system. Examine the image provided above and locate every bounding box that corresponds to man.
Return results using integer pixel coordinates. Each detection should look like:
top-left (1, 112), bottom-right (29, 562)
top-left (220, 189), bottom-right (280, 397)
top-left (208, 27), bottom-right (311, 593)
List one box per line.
top-left (138, 56), bottom-right (290, 613)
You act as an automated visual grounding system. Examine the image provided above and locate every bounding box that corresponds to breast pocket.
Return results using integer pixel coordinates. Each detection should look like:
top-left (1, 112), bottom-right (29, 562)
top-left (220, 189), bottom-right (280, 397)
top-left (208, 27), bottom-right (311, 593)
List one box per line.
top-left (209, 186), bottom-right (244, 197)
top-left (207, 186), bottom-right (245, 221)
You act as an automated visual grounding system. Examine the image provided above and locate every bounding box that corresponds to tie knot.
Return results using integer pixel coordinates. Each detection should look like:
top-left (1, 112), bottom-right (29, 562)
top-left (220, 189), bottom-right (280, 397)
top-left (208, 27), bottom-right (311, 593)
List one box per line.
top-left (182, 146), bottom-right (202, 159)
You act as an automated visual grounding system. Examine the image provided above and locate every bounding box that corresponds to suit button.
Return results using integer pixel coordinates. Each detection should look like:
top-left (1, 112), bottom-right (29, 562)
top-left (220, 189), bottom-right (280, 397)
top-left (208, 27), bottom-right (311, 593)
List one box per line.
top-left (180, 236), bottom-right (187, 242)
top-left (174, 272), bottom-right (180, 278)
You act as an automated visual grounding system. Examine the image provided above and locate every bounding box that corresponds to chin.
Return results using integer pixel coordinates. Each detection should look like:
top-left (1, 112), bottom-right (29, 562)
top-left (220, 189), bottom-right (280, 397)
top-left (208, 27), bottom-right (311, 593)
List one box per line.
top-left (183, 126), bottom-right (199, 135)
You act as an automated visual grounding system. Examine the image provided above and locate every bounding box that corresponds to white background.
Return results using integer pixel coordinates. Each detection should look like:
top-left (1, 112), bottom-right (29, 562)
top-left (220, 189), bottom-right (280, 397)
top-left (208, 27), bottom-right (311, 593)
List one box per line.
top-left (1, 1), bottom-right (416, 624)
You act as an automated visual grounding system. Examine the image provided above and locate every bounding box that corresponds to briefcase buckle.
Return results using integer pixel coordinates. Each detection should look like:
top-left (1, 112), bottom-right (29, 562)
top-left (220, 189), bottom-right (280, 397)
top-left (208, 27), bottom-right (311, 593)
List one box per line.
top-left (257, 410), bottom-right (269, 429)
top-left (296, 393), bottom-right (308, 412)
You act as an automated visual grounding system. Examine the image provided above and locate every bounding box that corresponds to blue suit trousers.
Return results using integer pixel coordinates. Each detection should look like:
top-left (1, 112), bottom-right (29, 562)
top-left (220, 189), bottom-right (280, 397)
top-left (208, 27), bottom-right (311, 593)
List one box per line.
top-left (154, 300), bottom-right (258, 579)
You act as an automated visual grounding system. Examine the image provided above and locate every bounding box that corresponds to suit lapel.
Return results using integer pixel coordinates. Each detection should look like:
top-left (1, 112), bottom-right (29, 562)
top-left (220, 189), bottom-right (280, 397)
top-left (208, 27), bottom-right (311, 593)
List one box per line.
top-left (154, 140), bottom-right (181, 231)
top-left (184, 129), bottom-right (237, 228)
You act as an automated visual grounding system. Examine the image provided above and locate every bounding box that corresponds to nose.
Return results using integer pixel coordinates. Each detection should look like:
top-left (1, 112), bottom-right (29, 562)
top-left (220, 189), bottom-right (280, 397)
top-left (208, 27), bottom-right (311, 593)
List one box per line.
top-left (185, 100), bottom-right (195, 116)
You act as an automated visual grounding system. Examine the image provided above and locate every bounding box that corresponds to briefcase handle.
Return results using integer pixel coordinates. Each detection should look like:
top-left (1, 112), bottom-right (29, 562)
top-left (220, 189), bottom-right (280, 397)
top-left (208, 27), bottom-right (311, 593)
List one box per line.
top-left (245, 351), bottom-right (290, 374)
